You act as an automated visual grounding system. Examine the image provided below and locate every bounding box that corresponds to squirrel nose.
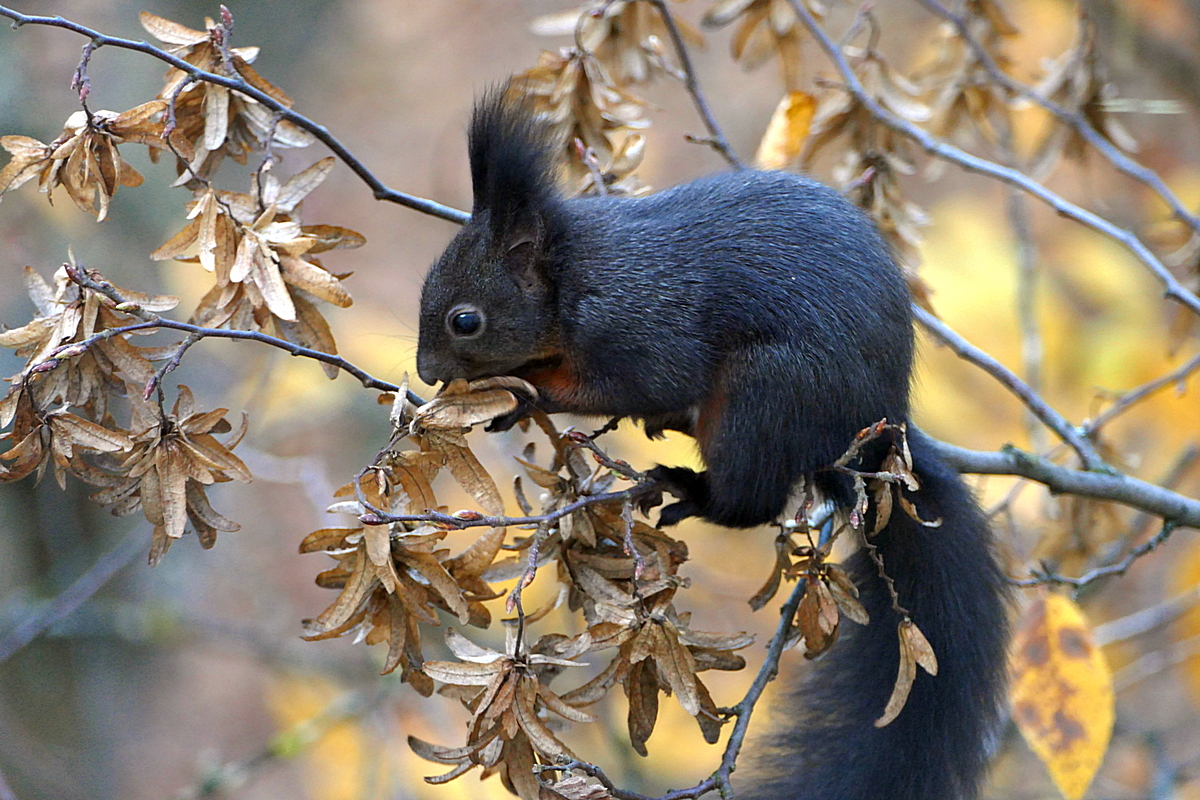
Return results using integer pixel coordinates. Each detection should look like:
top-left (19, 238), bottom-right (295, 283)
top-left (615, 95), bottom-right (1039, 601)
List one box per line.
top-left (416, 350), bottom-right (464, 386)
top-left (416, 351), bottom-right (439, 386)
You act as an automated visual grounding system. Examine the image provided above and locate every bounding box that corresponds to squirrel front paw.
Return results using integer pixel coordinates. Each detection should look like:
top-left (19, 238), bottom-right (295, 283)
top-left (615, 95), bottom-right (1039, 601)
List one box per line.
top-left (644, 465), bottom-right (710, 527)
top-left (484, 391), bottom-right (537, 432)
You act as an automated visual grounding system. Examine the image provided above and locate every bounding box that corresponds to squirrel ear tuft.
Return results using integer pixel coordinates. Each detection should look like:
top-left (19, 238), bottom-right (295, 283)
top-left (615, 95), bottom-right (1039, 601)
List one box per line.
top-left (468, 84), bottom-right (559, 233)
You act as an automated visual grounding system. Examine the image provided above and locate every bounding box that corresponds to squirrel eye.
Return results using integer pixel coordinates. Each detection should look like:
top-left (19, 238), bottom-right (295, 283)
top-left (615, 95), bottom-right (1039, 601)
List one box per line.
top-left (448, 306), bottom-right (484, 337)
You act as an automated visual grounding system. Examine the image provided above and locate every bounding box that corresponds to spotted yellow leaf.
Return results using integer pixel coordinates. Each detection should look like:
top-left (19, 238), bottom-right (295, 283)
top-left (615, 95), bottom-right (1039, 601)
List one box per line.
top-left (1011, 594), bottom-right (1114, 800)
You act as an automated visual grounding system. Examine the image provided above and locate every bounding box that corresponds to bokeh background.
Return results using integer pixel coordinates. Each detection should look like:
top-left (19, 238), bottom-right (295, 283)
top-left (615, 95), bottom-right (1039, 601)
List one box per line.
top-left (1, 1), bottom-right (1199, 798)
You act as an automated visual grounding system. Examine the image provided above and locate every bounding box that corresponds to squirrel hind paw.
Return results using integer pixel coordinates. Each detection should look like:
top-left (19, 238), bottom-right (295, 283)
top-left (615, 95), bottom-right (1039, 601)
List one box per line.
top-left (657, 499), bottom-right (702, 527)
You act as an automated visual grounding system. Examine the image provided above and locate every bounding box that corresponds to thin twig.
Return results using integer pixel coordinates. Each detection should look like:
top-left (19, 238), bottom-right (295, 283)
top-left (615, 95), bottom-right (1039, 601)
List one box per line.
top-left (915, 305), bottom-right (1106, 470)
top-left (1084, 351), bottom-right (1200, 435)
top-left (1120, 445), bottom-right (1200, 542)
top-left (537, 761), bottom-right (653, 800)
top-left (71, 38), bottom-right (95, 109)
top-left (913, 0), bottom-right (1200, 235)
top-left (568, 431), bottom-right (644, 483)
top-left (145, 330), bottom-right (202, 398)
top-left (1112, 631), bottom-right (1200, 693)
top-left (0, 5), bottom-right (470, 224)
top-left (45, 315), bottom-right (407, 395)
top-left (711, 576), bottom-right (809, 797)
top-left (362, 483), bottom-right (658, 531)
top-left (544, 576), bottom-right (809, 800)
top-left (171, 687), bottom-right (376, 799)
top-left (620, 500), bottom-right (646, 579)
top-left (647, 0), bottom-right (744, 169)
top-left (0, 526), bottom-right (150, 664)
top-left (1092, 584), bottom-right (1200, 645)
top-left (51, 263), bottom-right (419, 402)
top-left (576, 139), bottom-right (609, 195)
top-left (934, 441), bottom-right (1200, 529)
top-left (785, 0), bottom-right (1200, 318)
top-left (1011, 519), bottom-right (1179, 588)
top-left (1007, 188), bottom-right (1047, 452)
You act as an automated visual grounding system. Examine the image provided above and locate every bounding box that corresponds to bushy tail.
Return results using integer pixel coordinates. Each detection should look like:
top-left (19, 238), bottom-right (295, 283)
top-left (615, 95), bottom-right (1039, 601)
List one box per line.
top-left (745, 427), bottom-right (1010, 800)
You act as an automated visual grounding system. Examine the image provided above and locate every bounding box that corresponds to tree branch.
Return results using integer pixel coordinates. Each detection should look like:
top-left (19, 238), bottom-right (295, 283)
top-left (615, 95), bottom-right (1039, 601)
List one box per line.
top-left (1083, 351), bottom-right (1200, 435)
top-left (360, 483), bottom-right (656, 531)
top-left (711, 575), bottom-right (808, 797)
top-left (0, 526), bottom-right (150, 664)
top-left (1093, 584), bottom-right (1200, 645)
top-left (785, 0), bottom-right (1200, 319)
top-left (647, 0), bottom-right (745, 169)
top-left (49, 263), bottom-right (423, 403)
top-left (537, 576), bottom-right (808, 800)
top-left (934, 441), bottom-right (1200, 529)
top-left (0, 5), bottom-right (470, 224)
top-left (915, 305), bottom-right (1106, 471)
top-left (1011, 519), bottom-right (1178, 589)
top-left (912, 0), bottom-right (1200, 235)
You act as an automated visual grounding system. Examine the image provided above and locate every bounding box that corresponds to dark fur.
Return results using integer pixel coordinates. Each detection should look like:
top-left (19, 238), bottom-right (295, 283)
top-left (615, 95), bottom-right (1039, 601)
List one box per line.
top-left (418, 92), bottom-right (1010, 800)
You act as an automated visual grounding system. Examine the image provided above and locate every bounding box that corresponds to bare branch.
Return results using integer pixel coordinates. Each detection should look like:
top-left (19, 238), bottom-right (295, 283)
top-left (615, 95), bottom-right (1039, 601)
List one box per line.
top-left (50, 263), bottom-right (420, 402)
top-left (0, 526), bottom-right (150, 664)
top-left (1084, 351), bottom-right (1200, 435)
top-left (43, 314), bottom-right (408, 396)
top-left (537, 761), bottom-right (654, 800)
top-left (1113, 631), bottom-right (1200, 692)
top-left (912, 0), bottom-right (1200, 235)
top-left (1011, 519), bottom-right (1179, 589)
top-left (0, 5), bottom-right (470, 224)
top-left (933, 441), bottom-right (1200, 530)
top-left (785, 0), bottom-right (1200, 319)
top-left (1093, 584), bottom-right (1200, 645)
top-left (915, 305), bottom-right (1106, 471)
top-left (646, 0), bottom-right (745, 169)
top-left (170, 687), bottom-right (376, 800)
top-left (711, 574), bottom-right (809, 796)
top-left (542, 577), bottom-right (809, 800)
top-left (1007, 188), bottom-right (1047, 452)
top-left (361, 483), bottom-right (656, 531)
top-left (145, 330), bottom-right (202, 399)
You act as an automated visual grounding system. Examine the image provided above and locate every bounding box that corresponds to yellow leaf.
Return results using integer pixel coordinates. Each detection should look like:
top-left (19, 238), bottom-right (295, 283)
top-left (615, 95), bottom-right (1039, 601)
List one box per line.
top-left (1011, 594), bottom-right (1114, 800)
top-left (755, 91), bottom-right (817, 170)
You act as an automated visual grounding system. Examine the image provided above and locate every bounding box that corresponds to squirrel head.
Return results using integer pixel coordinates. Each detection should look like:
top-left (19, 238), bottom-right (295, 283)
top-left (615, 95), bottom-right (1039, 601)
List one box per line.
top-left (417, 88), bottom-right (565, 386)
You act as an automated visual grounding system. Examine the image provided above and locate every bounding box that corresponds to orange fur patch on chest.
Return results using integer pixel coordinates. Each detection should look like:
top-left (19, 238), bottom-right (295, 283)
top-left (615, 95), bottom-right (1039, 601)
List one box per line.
top-left (521, 355), bottom-right (586, 409)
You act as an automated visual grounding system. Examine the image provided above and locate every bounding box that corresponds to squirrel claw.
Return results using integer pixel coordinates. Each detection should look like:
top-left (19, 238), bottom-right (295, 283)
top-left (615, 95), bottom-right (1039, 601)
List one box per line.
top-left (657, 500), bottom-right (701, 527)
top-left (645, 465), bottom-right (710, 526)
top-left (636, 486), bottom-right (665, 517)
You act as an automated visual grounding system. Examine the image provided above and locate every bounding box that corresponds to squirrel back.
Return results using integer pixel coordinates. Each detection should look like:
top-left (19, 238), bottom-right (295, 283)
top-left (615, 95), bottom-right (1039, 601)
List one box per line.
top-left (417, 91), bottom-right (1010, 800)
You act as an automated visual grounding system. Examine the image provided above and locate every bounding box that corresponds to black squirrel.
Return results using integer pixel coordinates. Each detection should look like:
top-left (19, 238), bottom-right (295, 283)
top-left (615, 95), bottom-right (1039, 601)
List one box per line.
top-left (416, 91), bottom-right (1010, 800)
